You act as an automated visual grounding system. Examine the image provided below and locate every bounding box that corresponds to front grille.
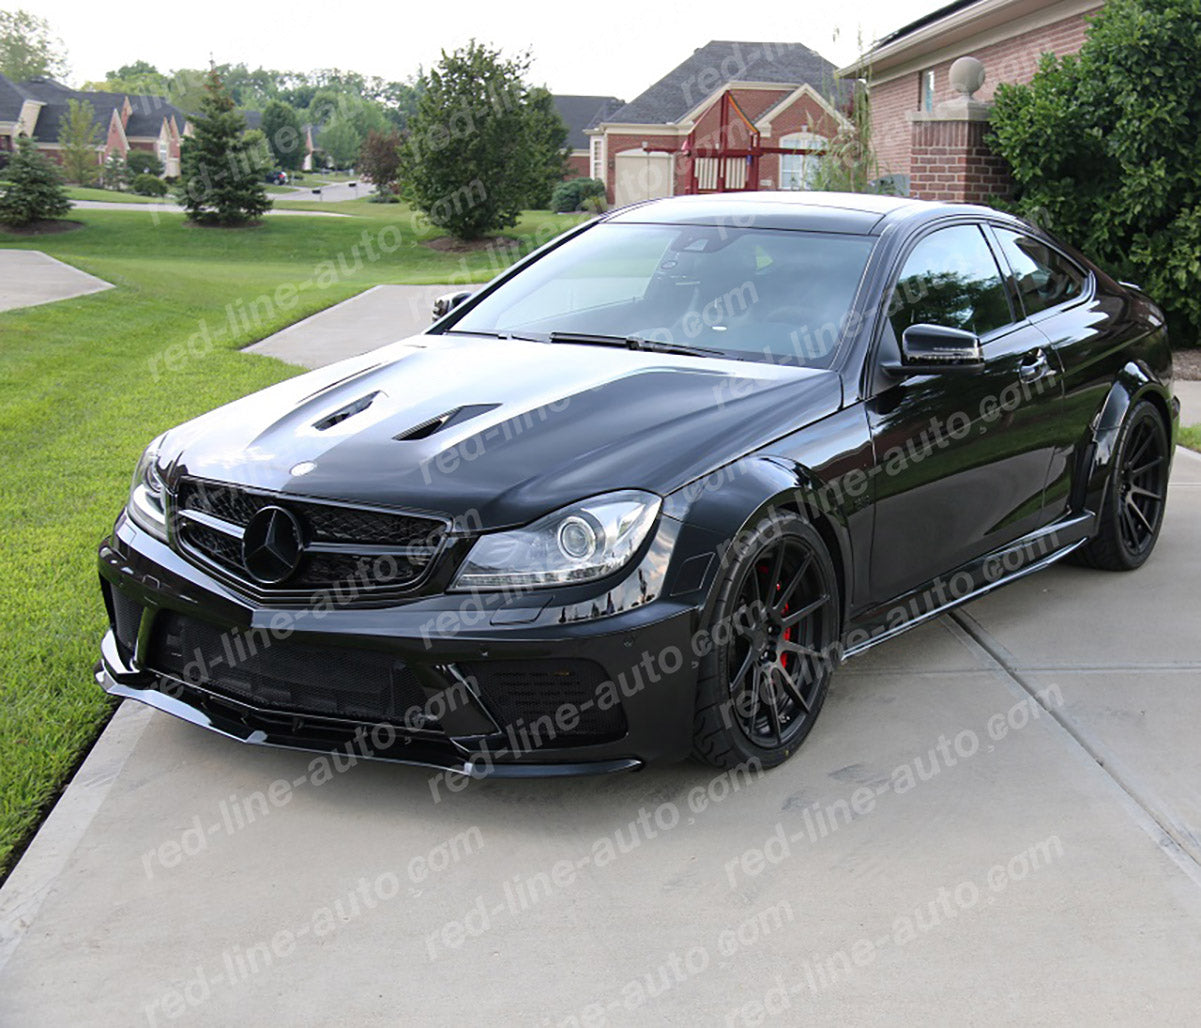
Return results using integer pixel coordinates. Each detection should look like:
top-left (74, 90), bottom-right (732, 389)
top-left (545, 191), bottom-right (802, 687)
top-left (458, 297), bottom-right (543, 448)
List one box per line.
top-left (147, 611), bottom-right (437, 727)
top-left (463, 660), bottom-right (627, 742)
top-left (171, 477), bottom-right (446, 607)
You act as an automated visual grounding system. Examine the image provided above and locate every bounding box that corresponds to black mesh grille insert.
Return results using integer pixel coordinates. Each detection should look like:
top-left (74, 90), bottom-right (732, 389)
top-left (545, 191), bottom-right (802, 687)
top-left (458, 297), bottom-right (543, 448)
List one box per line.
top-left (104, 582), bottom-right (143, 663)
top-left (171, 477), bottom-right (446, 606)
top-left (462, 660), bottom-right (626, 742)
top-left (146, 612), bottom-right (436, 727)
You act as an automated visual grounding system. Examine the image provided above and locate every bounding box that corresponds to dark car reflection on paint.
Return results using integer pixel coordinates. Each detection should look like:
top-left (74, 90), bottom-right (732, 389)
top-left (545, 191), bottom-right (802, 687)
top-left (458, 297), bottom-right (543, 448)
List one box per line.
top-left (97, 192), bottom-right (1179, 775)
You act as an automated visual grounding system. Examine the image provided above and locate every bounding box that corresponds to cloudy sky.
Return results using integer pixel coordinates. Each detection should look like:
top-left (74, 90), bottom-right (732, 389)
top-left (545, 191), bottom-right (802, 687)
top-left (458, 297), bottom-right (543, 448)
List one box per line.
top-left (21, 0), bottom-right (939, 94)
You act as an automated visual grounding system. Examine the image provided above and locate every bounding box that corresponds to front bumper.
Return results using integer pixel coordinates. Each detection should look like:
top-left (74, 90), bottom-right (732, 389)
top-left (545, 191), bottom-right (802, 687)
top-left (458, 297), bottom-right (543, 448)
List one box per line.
top-left (97, 512), bottom-right (709, 777)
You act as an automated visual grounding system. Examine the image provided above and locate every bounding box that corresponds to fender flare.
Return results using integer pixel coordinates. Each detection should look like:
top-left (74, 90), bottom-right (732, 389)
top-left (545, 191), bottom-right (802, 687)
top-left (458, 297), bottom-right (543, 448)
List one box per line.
top-left (663, 455), bottom-right (854, 629)
top-left (1079, 361), bottom-right (1174, 513)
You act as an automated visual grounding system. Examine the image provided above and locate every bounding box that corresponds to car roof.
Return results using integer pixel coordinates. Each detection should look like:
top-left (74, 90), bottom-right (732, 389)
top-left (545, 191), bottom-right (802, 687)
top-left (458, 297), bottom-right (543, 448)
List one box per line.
top-left (604, 192), bottom-right (1006, 236)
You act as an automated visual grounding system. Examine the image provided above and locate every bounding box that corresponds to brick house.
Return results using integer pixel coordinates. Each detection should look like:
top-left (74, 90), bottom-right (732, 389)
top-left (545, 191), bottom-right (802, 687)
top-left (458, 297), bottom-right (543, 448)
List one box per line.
top-left (840, 0), bottom-right (1103, 201)
top-left (0, 74), bottom-right (190, 176)
top-left (552, 95), bottom-right (625, 179)
top-left (586, 41), bottom-right (852, 206)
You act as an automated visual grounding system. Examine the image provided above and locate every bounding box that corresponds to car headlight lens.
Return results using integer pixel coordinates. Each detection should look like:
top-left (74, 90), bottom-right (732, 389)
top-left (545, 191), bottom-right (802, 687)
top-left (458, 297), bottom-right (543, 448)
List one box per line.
top-left (128, 437), bottom-right (168, 541)
top-left (451, 491), bottom-right (661, 590)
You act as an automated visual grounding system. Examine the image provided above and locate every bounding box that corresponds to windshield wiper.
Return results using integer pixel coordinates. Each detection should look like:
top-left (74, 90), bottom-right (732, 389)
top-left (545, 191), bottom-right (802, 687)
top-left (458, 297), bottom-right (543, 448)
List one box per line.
top-left (445, 328), bottom-right (548, 342)
top-left (548, 331), bottom-right (728, 359)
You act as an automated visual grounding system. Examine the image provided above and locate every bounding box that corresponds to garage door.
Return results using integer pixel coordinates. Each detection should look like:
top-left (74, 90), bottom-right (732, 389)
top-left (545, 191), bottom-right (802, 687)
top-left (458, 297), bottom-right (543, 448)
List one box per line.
top-left (613, 149), bottom-right (675, 207)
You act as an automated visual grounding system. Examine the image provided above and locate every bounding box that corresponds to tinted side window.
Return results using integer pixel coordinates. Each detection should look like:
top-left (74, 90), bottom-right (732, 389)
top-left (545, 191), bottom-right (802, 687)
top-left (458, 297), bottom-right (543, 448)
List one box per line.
top-left (994, 229), bottom-right (1086, 316)
top-left (889, 225), bottom-right (1013, 338)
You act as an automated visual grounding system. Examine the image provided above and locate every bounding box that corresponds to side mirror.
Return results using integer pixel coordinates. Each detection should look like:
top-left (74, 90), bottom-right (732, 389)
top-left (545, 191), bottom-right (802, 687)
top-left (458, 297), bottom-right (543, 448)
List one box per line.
top-left (432, 290), bottom-right (474, 322)
top-left (896, 323), bottom-right (985, 375)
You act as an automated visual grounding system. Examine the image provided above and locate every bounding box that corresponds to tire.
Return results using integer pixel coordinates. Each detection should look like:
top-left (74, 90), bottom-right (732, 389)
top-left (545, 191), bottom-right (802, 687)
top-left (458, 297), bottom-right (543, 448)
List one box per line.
top-left (1077, 399), bottom-right (1170, 571)
top-left (691, 512), bottom-right (841, 770)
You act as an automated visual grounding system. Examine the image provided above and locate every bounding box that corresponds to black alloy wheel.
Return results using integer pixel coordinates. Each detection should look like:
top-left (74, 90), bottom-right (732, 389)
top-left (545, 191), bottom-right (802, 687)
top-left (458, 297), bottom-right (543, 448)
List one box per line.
top-left (693, 512), bottom-right (840, 769)
top-left (1079, 400), bottom-right (1170, 571)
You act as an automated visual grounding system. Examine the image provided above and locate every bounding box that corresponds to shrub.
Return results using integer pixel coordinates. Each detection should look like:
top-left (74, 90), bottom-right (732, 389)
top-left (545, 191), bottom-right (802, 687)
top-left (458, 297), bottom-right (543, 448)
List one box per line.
top-left (131, 173), bottom-right (168, 197)
top-left (398, 41), bottom-right (571, 239)
top-left (125, 150), bottom-right (163, 177)
top-left (0, 136), bottom-right (71, 227)
top-left (552, 177), bottom-right (606, 212)
top-left (989, 0), bottom-right (1201, 345)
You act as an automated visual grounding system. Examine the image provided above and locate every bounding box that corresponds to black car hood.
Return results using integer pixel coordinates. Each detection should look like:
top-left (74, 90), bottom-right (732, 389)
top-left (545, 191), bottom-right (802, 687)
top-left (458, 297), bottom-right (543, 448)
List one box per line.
top-left (165, 334), bottom-right (842, 529)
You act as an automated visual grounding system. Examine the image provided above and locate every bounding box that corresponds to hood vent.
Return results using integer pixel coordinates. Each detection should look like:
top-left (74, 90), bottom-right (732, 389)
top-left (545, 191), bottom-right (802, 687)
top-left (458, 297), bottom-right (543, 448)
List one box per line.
top-left (314, 391), bottom-right (380, 431)
top-left (394, 403), bottom-right (500, 441)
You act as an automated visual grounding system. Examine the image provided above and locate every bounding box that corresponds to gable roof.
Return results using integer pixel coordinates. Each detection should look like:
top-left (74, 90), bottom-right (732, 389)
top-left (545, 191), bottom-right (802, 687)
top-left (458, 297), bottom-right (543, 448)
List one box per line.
top-left (603, 40), bottom-right (844, 126)
top-left (17, 79), bottom-right (188, 142)
top-left (551, 94), bottom-right (625, 149)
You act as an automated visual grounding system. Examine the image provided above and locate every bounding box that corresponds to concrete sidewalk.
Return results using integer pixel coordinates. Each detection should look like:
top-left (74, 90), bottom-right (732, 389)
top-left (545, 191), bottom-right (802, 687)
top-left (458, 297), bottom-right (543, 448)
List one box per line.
top-left (2, 454), bottom-right (1199, 1022)
top-left (0, 249), bottom-right (112, 311)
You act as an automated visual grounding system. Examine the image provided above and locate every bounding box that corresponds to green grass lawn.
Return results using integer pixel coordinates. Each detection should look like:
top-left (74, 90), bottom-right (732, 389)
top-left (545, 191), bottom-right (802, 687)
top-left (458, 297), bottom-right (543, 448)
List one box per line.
top-left (0, 204), bottom-right (584, 878)
top-left (64, 186), bottom-right (165, 204)
top-left (1180, 424), bottom-right (1201, 452)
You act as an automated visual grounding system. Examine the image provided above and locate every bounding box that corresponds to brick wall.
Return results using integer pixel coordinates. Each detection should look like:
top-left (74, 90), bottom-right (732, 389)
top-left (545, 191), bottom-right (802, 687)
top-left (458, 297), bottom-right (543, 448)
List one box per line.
top-left (565, 153), bottom-right (589, 179)
top-left (869, 6), bottom-right (1101, 187)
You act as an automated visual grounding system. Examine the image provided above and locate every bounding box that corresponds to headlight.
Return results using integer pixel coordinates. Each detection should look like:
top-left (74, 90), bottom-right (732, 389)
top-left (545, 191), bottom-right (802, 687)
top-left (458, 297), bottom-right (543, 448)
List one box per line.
top-left (127, 437), bottom-right (168, 541)
top-left (451, 491), bottom-right (661, 590)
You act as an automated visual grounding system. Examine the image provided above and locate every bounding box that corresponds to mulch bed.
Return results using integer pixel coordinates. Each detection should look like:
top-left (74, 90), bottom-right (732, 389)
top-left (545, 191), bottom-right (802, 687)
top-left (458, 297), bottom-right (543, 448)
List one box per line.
top-left (0, 219), bottom-right (85, 235)
top-left (424, 235), bottom-right (517, 253)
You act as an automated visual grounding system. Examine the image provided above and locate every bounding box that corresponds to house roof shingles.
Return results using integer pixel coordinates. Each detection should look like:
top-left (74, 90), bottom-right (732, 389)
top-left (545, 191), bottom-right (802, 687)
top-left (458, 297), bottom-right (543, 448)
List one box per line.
top-left (552, 94), bottom-right (625, 149)
top-left (16, 79), bottom-right (188, 142)
top-left (603, 40), bottom-right (845, 126)
top-left (0, 72), bottom-right (34, 121)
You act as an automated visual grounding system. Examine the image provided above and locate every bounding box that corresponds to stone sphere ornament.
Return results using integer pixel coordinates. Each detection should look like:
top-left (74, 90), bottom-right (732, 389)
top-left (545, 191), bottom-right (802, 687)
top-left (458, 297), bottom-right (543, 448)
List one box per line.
top-left (949, 56), bottom-right (987, 99)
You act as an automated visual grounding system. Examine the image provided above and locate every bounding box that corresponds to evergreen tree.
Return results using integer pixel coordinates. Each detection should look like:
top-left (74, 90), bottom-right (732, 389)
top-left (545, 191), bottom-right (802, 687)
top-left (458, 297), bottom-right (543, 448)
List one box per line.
top-left (58, 99), bottom-right (100, 185)
top-left (0, 135), bottom-right (72, 227)
top-left (177, 69), bottom-right (271, 225)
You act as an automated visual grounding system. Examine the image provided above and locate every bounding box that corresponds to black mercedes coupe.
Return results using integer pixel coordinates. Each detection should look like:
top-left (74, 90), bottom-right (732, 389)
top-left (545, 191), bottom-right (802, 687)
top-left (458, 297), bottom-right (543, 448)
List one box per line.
top-left (97, 192), bottom-right (1179, 775)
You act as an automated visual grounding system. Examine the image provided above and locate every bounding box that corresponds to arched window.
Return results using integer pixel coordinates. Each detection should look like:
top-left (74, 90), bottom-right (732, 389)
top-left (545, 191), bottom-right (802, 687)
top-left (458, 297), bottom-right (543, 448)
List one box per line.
top-left (779, 131), bottom-right (827, 190)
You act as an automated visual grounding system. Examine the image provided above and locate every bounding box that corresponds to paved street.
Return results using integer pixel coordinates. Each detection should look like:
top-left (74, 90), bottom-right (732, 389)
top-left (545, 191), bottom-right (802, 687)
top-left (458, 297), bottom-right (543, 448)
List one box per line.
top-left (1, 423), bottom-right (1199, 1023)
top-left (68, 200), bottom-right (348, 218)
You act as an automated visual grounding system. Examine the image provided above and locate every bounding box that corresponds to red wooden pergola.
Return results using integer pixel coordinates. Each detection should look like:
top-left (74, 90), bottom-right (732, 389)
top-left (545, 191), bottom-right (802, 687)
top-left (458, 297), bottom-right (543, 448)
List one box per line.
top-left (637, 90), bottom-right (828, 194)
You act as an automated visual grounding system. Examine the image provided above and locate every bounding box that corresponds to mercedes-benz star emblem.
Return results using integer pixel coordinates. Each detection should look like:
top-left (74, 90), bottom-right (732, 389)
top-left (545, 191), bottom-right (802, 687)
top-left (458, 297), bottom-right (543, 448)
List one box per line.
top-left (241, 506), bottom-right (304, 585)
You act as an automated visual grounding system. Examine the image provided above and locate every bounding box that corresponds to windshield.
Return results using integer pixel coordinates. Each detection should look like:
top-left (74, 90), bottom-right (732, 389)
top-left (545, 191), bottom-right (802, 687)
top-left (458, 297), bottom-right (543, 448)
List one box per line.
top-left (450, 223), bottom-right (876, 367)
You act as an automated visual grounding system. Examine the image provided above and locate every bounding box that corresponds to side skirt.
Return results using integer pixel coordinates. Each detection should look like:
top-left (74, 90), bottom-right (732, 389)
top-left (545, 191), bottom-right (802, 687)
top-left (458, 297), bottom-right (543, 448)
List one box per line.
top-left (842, 513), bottom-right (1095, 660)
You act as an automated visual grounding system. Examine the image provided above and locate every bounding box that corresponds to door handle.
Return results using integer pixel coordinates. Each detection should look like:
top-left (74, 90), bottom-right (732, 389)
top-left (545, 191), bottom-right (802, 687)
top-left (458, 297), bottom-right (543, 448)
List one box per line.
top-left (1019, 350), bottom-right (1052, 383)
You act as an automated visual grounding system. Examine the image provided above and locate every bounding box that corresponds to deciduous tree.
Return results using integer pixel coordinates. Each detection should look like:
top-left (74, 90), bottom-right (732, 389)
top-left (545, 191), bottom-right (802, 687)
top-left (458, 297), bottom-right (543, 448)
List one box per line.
top-left (58, 98), bottom-right (100, 185)
top-left (0, 8), bottom-right (67, 82)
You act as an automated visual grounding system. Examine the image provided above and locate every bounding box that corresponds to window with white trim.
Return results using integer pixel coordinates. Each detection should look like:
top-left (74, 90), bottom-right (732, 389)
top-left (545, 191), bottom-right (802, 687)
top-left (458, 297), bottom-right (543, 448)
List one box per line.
top-left (779, 132), bottom-right (827, 191)
top-left (590, 137), bottom-right (604, 181)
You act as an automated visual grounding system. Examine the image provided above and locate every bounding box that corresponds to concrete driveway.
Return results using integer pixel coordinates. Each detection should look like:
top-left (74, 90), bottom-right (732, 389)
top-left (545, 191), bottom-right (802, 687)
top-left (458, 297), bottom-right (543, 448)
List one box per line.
top-left (0, 249), bottom-right (112, 311)
top-left (2, 433), bottom-right (1199, 1023)
top-left (244, 284), bottom-right (458, 367)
